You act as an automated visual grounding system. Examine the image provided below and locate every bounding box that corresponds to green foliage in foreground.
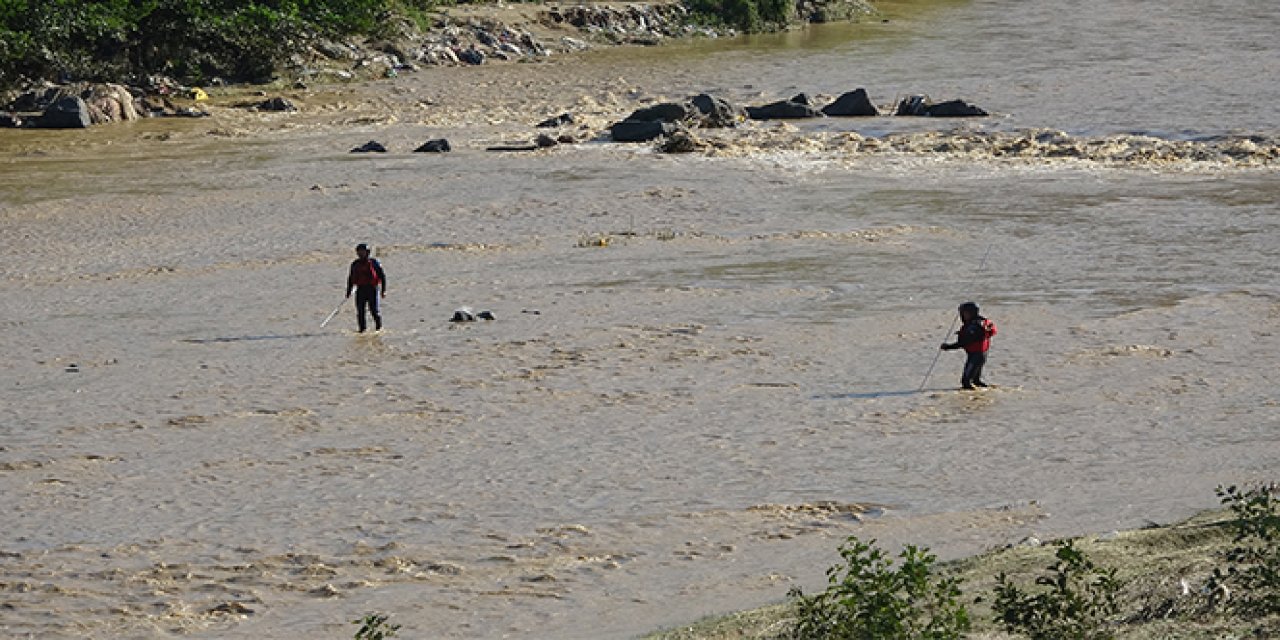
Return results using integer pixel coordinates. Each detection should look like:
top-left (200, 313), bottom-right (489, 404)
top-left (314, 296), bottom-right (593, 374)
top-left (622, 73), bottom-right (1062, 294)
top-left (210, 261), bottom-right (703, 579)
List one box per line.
top-left (353, 612), bottom-right (401, 639)
top-left (786, 536), bottom-right (970, 639)
top-left (0, 0), bottom-right (437, 88)
top-left (647, 482), bottom-right (1280, 640)
top-left (1212, 482), bottom-right (1280, 617)
top-left (992, 539), bottom-right (1122, 640)
top-left (338, 482), bottom-right (1280, 640)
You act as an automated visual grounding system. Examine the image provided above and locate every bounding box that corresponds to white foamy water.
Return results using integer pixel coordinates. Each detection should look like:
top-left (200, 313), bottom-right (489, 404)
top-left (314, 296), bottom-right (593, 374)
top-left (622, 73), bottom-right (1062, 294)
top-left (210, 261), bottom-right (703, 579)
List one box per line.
top-left (2, 1), bottom-right (1278, 637)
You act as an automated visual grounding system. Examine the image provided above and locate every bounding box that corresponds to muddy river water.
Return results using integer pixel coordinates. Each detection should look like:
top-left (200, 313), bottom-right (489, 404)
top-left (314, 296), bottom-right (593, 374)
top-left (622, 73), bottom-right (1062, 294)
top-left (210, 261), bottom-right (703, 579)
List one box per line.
top-left (2, 0), bottom-right (1278, 637)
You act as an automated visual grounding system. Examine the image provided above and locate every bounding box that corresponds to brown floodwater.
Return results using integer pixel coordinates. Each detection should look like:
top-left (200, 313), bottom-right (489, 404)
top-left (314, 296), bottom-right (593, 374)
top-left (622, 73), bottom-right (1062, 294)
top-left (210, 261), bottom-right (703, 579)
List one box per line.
top-left (2, 0), bottom-right (1279, 637)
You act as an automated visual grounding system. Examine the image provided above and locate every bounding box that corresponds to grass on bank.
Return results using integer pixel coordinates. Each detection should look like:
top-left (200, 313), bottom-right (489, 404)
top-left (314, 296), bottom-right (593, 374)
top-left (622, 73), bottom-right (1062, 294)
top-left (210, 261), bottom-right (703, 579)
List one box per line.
top-left (645, 485), bottom-right (1280, 639)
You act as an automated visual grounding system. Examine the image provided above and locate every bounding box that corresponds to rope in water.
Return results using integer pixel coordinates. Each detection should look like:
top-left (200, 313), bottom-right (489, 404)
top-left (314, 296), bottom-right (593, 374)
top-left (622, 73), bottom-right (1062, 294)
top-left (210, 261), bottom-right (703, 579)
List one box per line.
top-left (918, 243), bottom-right (994, 391)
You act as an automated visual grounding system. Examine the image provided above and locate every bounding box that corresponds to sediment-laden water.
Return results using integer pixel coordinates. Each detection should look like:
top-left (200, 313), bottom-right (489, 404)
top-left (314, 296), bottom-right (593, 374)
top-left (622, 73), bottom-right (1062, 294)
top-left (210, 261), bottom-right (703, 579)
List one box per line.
top-left (2, 0), bottom-right (1278, 637)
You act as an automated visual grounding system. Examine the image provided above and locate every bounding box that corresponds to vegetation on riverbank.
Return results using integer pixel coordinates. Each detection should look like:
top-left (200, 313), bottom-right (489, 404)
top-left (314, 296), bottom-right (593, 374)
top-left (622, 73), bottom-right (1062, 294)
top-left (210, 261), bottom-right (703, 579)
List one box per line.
top-left (647, 483), bottom-right (1280, 639)
top-left (0, 0), bottom-right (870, 90)
top-left (0, 0), bottom-right (434, 88)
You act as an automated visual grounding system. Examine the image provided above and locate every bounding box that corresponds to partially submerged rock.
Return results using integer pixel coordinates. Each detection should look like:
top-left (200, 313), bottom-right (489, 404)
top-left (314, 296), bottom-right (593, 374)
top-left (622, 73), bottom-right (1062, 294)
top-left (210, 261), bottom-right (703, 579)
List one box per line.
top-left (625, 102), bottom-right (698, 124)
top-left (3, 81), bottom-right (212, 127)
top-left (689, 93), bottom-right (745, 128)
top-left (611, 120), bottom-right (676, 142)
top-left (745, 99), bottom-right (825, 120)
top-left (414, 139), bottom-right (452, 153)
top-left (658, 129), bottom-right (706, 153)
top-left (85, 83), bottom-right (140, 124)
top-left (485, 134), bottom-right (558, 152)
top-left (536, 113), bottom-right (574, 128)
top-left (610, 94), bottom-right (746, 142)
top-left (925, 99), bottom-right (988, 117)
top-left (821, 88), bottom-right (878, 116)
top-left (350, 140), bottom-right (388, 153)
top-left (451, 308), bottom-right (496, 322)
top-left (895, 95), bottom-right (988, 117)
top-left (254, 97), bottom-right (297, 112)
top-left (37, 96), bottom-right (91, 129)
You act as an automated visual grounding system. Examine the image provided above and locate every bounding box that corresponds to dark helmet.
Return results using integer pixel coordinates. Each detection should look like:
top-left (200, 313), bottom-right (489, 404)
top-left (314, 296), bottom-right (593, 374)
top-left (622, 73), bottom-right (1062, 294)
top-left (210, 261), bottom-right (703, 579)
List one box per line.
top-left (355, 243), bottom-right (369, 252)
top-left (958, 301), bottom-right (979, 315)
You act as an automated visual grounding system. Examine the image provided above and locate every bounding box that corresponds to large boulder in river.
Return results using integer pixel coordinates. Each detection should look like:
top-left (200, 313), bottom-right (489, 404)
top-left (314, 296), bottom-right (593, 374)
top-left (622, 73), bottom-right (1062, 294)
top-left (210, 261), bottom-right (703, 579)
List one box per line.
top-left (256, 97), bottom-right (297, 112)
top-left (658, 129), bottom-right (706, 153)
top-left (689, 93), bottom-right (745, 128)
top-left (896, 95), bottom-right (988, 117)
top-left (745, 99), bottom-right (825, 120)
top-left (37, 96), bottom-right (91, 129)
top-left (415, 138), bottom-right (452, 153)
top-left (85, 84), bottom-right (139, 124)
top-left (625, 102), bottom-right (697, 124)
top-left (821, 88), bottom-right (878, 116)
top-left (923, 99), bottom-right (988, 117)
top-left (610, 101), bottom-right (695, 142)
top-left (610, 120), bottom-right (676, 142)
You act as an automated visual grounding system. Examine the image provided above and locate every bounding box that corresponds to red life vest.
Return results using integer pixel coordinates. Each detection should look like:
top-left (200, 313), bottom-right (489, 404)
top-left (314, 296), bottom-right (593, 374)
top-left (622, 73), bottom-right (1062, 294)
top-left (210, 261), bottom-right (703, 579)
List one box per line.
top-left (350, 259), bottom-right (381, 287)
top-left (964, 318), bottom-right (997, 353)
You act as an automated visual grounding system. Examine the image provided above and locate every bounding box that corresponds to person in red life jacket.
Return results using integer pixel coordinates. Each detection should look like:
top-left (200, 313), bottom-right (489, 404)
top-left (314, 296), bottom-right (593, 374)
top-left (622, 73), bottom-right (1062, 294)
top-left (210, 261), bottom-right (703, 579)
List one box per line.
top-left (346, 243), bottom-right (387, 332)
top-left (940, 301), bottom-right (997, 389)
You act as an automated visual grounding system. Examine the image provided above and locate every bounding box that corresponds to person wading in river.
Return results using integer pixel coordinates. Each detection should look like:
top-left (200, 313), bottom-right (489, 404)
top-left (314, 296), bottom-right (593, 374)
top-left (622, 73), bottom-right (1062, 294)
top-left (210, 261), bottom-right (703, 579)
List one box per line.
top-left (941, 301), bottom-right (997, 389)
top-left (346, 243), bottom-right (387, 333)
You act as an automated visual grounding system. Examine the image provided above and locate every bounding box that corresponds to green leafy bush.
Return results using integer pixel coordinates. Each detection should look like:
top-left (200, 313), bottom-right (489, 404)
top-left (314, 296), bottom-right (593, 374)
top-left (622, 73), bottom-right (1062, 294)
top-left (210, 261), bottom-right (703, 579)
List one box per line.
top-left (0, 0), bottom-right (431, 88)
top-left (1211, 482), bottom-right (1280, 617)
top-left (353, 612), bottom-right (401, 639)
top-left (685, 0), bottom-right (792, 33)
top-left (992, 539), bottom-right (1122, 640)
top-left (787, 536), bottom-right (970, 639)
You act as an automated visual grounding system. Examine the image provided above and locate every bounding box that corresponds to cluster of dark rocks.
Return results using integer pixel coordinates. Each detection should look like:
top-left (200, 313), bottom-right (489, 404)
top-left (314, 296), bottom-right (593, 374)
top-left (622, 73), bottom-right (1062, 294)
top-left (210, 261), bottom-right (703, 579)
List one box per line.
top-left (607, 89), bottom-right (988, 142)
top-left (541, 3), bottom-right (709, 45)
top-left (297, 3), bottom-right (724, 78)
top-left (797, 0), bottom-right (876, 23)
top-left (350, 139), bottom-right (454, 153)
top-left (407, 20), bottom-right (549, 68)
top-left (0, 81), bottom-right (212, 129)
top-left (250, 97), bottom-right (298, 113)
top-left (450, 307), bottom-right (496, 322)
top-left (610, 93), bottom-right (747, 142)
top-left (349, 132), bottom-right (577, 154)
top-left (893, 94), bottom-right (989, 117)
top-left (0, 78), bottom-right (305, 129)
top-left (303, 18), bottom-right (554, 75)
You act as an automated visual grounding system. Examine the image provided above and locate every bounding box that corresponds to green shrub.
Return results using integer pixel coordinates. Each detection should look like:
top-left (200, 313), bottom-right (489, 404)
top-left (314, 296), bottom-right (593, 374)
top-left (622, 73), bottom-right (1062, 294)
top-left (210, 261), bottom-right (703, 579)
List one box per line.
top-left (0, 0), bottom-right (445, 88)
top-left (787, 536), bottom-right (970, 639)
top-left (353, 612), bottom-right (401, 639)
top-left (685, 0), bottom-right (793, 33)
top-left (992, 539), bottom-right (1122, 640)
top-left (1211, 482), bottom-right (1280, 617)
